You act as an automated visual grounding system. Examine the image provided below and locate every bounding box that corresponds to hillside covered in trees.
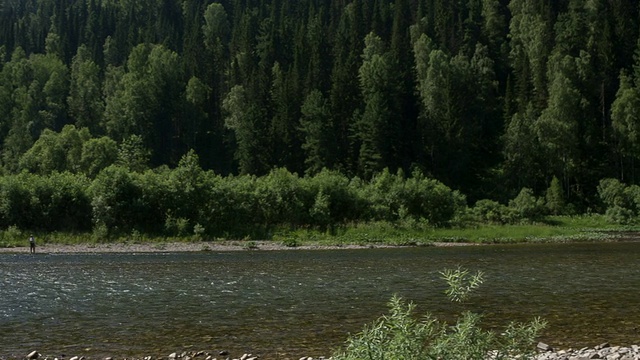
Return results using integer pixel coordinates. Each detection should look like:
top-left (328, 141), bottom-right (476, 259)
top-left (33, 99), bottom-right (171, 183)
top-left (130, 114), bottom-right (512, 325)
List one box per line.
top-left (1, 0), bottom-right (640, 214)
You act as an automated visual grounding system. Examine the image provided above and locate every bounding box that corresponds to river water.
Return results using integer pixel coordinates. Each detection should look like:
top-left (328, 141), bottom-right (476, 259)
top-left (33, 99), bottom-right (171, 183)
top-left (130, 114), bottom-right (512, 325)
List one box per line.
top-left (1, 242), bottom-right (640, 359)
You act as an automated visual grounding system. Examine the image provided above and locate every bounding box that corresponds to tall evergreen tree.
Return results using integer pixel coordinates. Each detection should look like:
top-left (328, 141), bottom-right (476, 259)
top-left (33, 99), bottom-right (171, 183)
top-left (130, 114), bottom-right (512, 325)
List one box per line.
top-left (68, 44), bottom-right (103, 134)
top-left (222, 85), bottom-right (269, 175)
top-left (103, 43), bottom-right (183, 165)
top-left (508, 0), bottom-right (553, 112)
top-left (300, 89), bottom-right (334, 175)
top-left (611, 71), bottom-right (640, 182)
top-left (355, 32), bottom-right (394, 178)
top-left (389, 0), bottom-right (417, 171)
top-left (535, 53), bottom-right (584, 193)
top-left (201, 2), bottom-right (232, 171)
top-left (270, 62), bottom-right (303, 170)
top-left (329, 2), bottom-right (364, 173)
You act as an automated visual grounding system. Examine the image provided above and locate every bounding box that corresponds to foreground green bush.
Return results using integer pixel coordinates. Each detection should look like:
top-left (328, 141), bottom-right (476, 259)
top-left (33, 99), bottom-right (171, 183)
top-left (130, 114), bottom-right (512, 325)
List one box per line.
top-left (332, 268), bottom-right (546, 360)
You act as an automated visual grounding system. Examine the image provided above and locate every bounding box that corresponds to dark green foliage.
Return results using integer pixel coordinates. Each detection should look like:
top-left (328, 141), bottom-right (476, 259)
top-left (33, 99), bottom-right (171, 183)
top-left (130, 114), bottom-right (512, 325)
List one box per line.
top-left (254, 168), bottom-right (309, 226)
top-left (470, 199), bottom-right (513, 225)
top-left (352, 168), bottom-right (466, 226)
top-left (470, 187), bottom-right (546, 225)
top-left (68, 44), bottom-right (103, 133)
top-left (116, 135), bottom-right (150, 172)
top-left (300, 89), bottom-right (334, 174)
top-left (304, 168), bottom-right (360, 224)
top-left (509, 188), bottom-right (545, 221)
top-left (80, 136), bottom-right (118, 177)
top-left (597, 178), bottom-right (640, 224)
top-left (222, 85), bottom-right (270, 175)
top-left (0, 172), bottom-right (91, 231)
top-left (545, 176), bottom-right (566, 215)
top-left (88, 165), bottom-right (143, 233)
top-left (1, 0), bottom-right (640, 235)
top-left (19, 124), bottom-right (90, 174)
top-left (0, 160), bottom-right (466, 238)
top-left (356, 32), bottom-right (395, 177)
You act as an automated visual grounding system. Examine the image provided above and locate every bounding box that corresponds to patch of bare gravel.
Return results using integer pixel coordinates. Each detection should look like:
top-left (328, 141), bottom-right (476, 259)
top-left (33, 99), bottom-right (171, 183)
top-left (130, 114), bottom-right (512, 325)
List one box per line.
top-left (0, 240), bottom-right (411, 254)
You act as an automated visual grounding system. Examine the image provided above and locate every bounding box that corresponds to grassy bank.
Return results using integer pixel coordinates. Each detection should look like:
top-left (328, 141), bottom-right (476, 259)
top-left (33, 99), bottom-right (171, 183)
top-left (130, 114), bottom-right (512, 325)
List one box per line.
top-left (271, 214), bottom-right (636, 247)
top-left (0, 214), bottom-right (636, 250)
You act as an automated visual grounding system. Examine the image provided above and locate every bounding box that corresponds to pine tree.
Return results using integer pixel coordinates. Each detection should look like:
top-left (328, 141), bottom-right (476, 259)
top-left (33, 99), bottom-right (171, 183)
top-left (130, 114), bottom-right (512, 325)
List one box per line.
top-left (355, 32), bottom-right (394, 178)
top-left (68, 44), bottom-right (103, 134)
top-left (329, 2), bottom-right (364, 172)
top-left (611, 71), bottom-right (640, 181)
top-left (546, 176), bottom-right (566, 215)
top-left (300, 89), bottom-right (334, 175)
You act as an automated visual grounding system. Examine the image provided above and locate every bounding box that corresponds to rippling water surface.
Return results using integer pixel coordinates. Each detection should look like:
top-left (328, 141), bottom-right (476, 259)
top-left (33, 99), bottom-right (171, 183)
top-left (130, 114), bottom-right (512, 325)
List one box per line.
top-left (1, 242), bottom-right (640, 359)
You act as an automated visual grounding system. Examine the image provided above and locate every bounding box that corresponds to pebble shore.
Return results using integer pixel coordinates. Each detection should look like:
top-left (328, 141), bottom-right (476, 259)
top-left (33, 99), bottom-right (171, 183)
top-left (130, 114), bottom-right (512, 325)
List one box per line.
top-left (532, 342), bottom-right (640, 360)
top-left (0, 240), bottom-right (408, 254)
top-left (11, 343), bottom-right (640, 360)
top-left (17, 351), bottom-right (329, 360)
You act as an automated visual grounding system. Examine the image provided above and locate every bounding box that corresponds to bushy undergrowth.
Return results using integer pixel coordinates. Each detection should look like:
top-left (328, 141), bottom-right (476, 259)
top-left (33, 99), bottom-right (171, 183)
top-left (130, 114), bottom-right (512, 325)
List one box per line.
top-left (467, 185), bottom-right (559, 226)
top-left (0, 148), bottom-right (624, 243)
top-left (332, 267), bottom-right (546, 360)
top-left (598, 178), bottom-right (640, 224)
top-left (0, 152), bottom-right (465, 239)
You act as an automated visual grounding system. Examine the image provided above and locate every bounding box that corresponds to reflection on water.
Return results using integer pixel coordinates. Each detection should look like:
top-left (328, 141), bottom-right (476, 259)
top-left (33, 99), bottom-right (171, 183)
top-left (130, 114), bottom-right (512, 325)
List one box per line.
top-left (1, 242), bottom-right (640, 359)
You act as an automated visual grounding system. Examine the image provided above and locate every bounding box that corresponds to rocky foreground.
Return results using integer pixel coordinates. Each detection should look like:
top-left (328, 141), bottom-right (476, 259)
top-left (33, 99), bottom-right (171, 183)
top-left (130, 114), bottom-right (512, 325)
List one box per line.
top-left (12, 343), bottom-right (640, 360)
top-left (18, 351), bottom-right (329, 360)
top-left (531, 342), bottom-right (640, 360)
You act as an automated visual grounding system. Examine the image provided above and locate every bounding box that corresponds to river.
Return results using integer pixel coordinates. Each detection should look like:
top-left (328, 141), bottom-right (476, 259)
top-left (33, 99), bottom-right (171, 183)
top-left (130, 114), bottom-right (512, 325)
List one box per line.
top-left (1, 242), bottom-right (639, 359)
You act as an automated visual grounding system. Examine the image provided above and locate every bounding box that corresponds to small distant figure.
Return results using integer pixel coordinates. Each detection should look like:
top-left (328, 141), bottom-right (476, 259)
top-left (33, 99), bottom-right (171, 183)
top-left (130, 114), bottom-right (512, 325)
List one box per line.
top-left (29, 234), bottom-right (35, 254)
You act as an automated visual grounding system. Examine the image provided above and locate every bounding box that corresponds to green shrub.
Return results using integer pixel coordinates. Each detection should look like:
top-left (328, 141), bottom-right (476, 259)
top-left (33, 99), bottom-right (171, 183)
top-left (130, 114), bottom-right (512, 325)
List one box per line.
top-left (604, 205), bottom-right (635, 224)
top-left (0, 225), bottom-right (24, 246)
top-left (281, 237), bottom-right (300, 247)
top-left (597, 178), bottom-right (640, 223)
top-left (193, 223), bottom-right (205, 241)
top-left (471, 199), bottom-right (513, 224)
top-left (0, 172), bottom-right (91, 231)
top-left (509, 187), bottom-right (546, 221)
top-left (255, 168), bottom-right (310, 225)
top-left (92, 223), bottom-right (109, 242)
top-left (354, 168), bottom-right (464, 225)
top-left (309, 190), bottom-right (331, 228)
top-left (164, 214), bottom-right (190, 236)
top-left (305, 169), bottom-right (359, 223)
top-left (243, 240), bottom-right (258, 250)
top-left (89, 165), bottom-right (142, 233)
top-left (332, 267), bottom-right (546, 360)
top-left (597, 178), bottom-right (627, 208)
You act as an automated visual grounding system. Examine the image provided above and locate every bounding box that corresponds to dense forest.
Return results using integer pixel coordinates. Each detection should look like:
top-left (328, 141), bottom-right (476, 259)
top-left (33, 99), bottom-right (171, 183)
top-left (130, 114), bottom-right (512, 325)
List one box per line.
top-left (1, 0), bottom-right (640, 234)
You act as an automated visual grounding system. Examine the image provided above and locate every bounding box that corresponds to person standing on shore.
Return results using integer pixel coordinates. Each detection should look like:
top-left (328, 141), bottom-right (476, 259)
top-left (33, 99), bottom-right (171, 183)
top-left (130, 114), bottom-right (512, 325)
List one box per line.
top-left (29, 234), bottom-right (35, 254)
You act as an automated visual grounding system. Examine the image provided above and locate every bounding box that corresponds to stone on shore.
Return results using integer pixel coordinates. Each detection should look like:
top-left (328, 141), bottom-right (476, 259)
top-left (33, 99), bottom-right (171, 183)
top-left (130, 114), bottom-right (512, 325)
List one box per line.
top-left (538, 342), bottom-right (554, 352)
top-left (27, 351), bottom-right (40, 359)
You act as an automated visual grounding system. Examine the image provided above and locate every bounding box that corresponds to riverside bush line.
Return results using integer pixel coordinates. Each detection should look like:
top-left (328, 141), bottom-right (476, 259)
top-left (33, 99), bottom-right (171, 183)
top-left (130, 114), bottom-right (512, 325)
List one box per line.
top-left (0, 151), bottom-right (635, 246)
top-left (0, 153), bottom-right (463, 239)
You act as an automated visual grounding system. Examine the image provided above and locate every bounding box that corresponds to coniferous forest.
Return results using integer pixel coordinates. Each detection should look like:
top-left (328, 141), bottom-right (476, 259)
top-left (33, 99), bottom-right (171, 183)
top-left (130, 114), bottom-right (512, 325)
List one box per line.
top-left (1, 0), bottom-right (640, 237)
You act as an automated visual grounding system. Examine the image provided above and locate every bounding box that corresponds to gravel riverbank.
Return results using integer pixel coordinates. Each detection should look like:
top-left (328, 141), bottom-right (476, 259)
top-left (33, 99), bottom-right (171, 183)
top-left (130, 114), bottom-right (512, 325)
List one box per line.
top-left (0, 240), bottom-right (475, 254)
top-left (532, 342), bottom-right (640, 360)
top-left (13, 343), bottom-right (640, 360)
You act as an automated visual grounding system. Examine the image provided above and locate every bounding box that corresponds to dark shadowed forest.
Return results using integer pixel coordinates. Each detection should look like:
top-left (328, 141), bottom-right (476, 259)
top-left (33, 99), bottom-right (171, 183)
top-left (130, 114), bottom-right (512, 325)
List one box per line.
top-left (1, 0), bottom-right (640, 236)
